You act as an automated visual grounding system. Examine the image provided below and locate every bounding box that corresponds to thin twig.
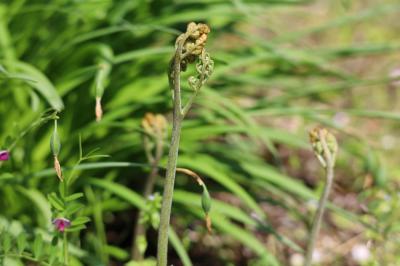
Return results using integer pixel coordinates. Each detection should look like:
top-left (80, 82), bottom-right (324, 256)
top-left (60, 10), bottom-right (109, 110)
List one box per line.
top-left (156, 34), bottom-right (185, 266)
top-left (156, 22), bottom-right (212, 266)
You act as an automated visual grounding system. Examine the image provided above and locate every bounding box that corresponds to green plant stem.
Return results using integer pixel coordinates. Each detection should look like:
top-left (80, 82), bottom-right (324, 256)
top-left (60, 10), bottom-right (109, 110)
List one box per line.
top-left (63, 231), bottom-right (69, 265)
top-left (157, 41), bottom-right (184, 266)
top-left (304, 134), bottom-right (335, 266)
top-left (63, 167), bottom-right (69, 265)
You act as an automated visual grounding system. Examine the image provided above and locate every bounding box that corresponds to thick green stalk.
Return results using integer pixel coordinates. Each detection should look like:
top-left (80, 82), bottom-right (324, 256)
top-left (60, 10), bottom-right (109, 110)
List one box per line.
top-left (304, 133), bottom-right (335, 266)
top-left (157, 45), bottom-right (183, 266)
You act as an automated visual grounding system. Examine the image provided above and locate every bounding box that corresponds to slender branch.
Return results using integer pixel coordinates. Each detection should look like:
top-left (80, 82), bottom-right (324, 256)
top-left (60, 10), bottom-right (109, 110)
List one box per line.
top-left (157, 22), bottom-right (212, 266)
top-left (304, 131), bottom-right (335, 266)
top-left (157, 39), bottom-right (184, 266)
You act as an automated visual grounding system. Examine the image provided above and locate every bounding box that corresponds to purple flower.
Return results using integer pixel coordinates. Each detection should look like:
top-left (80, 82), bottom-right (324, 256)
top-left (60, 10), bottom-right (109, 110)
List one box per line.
top-left (52, 218), bottom-right (71, 232)
top-left (0, 150), bottom-right (9, 161)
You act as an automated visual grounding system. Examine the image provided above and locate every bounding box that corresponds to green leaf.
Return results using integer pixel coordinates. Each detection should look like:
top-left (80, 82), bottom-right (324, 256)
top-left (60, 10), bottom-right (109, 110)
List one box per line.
top-left (18, 187), bottom-right (52, 228)
top-left (51, 236), bottom-right (59, 246)
top-left (105, 245), bottom-right (129, 260)
top-left (71, 216), bottom-right (91, 226)
top-left (4, 61), bottom-right (64, 111)
top-left (0, 173), bottom-right (14, 181)
top-left (136, 235), bottom-right (147, 258)
top-left (66, 224), bottom-right (86, 232)
top-left (241, 161), bottom-right (314, 199)
top-left (65, 202), bottom-right (84, 216)
top-left (32, 234), bottom-right (43, 259)
top-left (89, 178), bottom-right (146, 209)
top-left (16, 234), bottom-right (27, 254)
top-left (47, 192), bottom-right (64, 211)
top-left (65, 193), bottom-right (84, 202)
top-left (94, 45), bottom-right (113, 98)
top-left (48, 245), bottom-right (59, 264)
top-left (169, 230), bottom-right (193, 266)
top-left (2, 232), bottom-right (12, 254)
top-left (33, 161), bottom-right (149, 178)
top-left (113, 47), bottom-right (173, 64)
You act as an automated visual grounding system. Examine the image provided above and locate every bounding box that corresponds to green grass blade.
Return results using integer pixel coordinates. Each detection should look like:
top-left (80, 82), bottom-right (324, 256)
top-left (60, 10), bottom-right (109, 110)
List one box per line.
top-left (4, 61), bottom-right (64, 111)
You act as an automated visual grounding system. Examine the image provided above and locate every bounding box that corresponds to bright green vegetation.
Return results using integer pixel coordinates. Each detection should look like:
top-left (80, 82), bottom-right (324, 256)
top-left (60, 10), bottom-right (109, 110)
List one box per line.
top-left (1, 1), bottom-right (400, 265)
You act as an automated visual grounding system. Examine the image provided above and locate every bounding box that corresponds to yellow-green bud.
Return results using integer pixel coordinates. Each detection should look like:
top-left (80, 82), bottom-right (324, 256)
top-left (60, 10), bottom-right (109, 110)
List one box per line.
top-left (141, 113), bottom-right (167, 138)
top-left (326, 131), bottom-right (338, 157)
top-left (50, 121), bottom-right (61, 157)
top-left (309, 127), bottom-right (338, 167)
top-left (201, 185), bottom-right (211, 214)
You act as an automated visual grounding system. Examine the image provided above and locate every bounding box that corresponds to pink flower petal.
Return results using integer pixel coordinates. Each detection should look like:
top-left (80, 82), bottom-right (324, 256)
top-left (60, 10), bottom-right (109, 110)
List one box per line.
top-left (0, 150), bottom-right (9, 161)
top-left (52, 218), bottom-right (71, 232)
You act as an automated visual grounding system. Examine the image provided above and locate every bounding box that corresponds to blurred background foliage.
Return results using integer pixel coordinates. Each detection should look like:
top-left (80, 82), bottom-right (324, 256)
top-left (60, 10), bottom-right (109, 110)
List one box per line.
top-left (1, 0), bottom-right (400, 265)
